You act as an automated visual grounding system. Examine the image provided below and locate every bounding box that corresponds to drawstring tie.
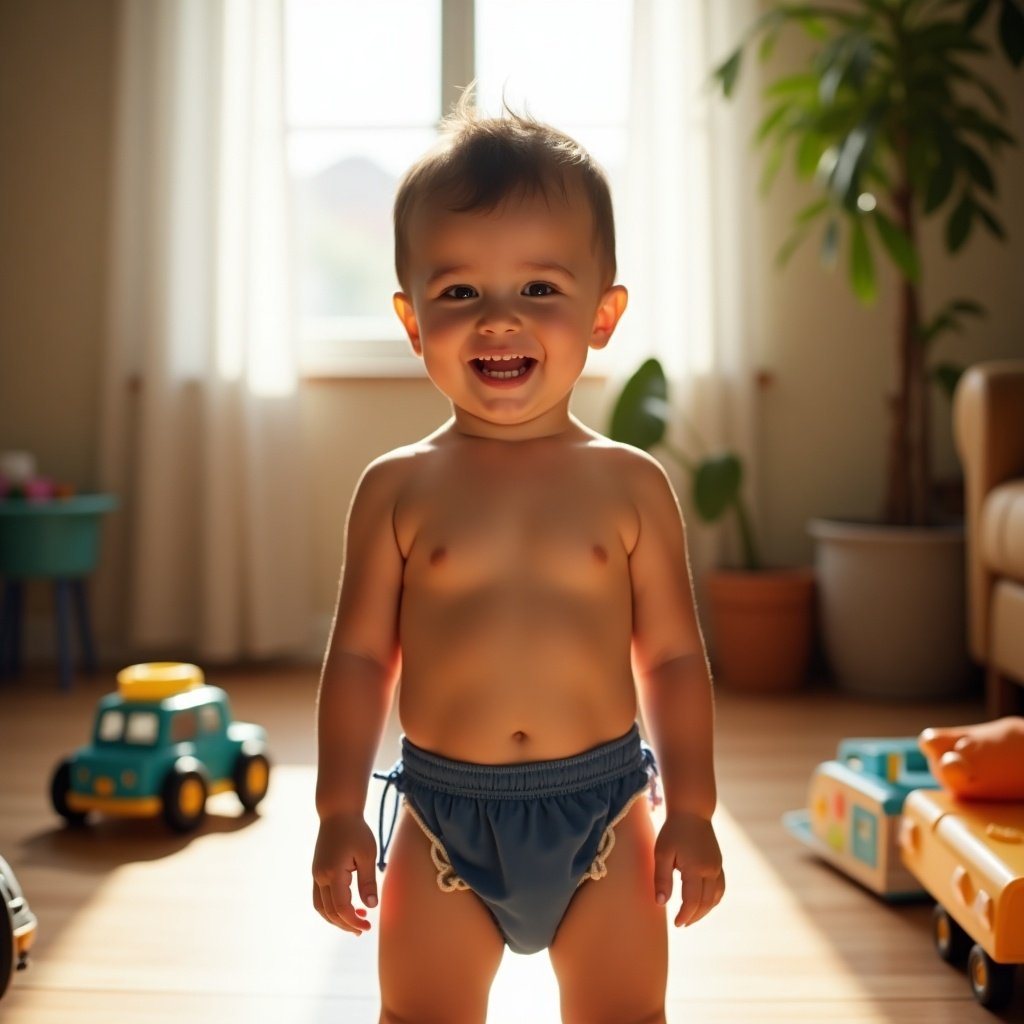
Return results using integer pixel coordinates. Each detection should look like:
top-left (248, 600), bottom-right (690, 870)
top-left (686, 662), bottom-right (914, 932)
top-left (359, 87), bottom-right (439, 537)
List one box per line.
top-left (373, 763), bottom-right (404, 870)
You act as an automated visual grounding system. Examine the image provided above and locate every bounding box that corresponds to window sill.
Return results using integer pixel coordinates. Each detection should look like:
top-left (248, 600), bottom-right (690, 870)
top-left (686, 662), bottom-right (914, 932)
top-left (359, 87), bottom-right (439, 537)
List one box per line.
top-left (300, 337), bottom-right (428, 379)
top-left (299, 330), bottom-right (615, 382)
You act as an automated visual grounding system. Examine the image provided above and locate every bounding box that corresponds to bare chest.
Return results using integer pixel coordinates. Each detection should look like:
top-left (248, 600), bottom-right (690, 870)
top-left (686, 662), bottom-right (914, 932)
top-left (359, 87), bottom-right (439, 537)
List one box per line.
top-left (398, 461), bottom-right (633, 586)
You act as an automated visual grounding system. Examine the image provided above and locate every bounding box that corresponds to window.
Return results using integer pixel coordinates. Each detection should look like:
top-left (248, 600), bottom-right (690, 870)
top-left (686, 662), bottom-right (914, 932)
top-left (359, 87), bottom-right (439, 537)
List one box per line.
top-left (199, 704), bottom-right (222, 735)
top-left (170, 710), bottom-right (199, 743)
top-left (284, 0), bottom-right (633, 376)
top-left (98, 710), bottom-right (125, 743)
top-left (124, 712), bottom-right (159, 746)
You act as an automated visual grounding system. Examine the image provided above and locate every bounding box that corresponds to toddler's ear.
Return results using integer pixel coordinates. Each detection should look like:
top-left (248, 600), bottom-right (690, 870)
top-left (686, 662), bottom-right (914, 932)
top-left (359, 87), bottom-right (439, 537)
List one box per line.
top-left (590, 285), bottom-right (628, 350)
top-left (393, 293), bottom-right (422, 355)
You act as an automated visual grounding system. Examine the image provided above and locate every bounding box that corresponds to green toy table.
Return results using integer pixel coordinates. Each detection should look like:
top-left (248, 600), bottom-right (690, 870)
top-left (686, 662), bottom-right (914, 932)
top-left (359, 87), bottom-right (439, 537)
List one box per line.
top-left (0, 495), bottom-right (117, 690)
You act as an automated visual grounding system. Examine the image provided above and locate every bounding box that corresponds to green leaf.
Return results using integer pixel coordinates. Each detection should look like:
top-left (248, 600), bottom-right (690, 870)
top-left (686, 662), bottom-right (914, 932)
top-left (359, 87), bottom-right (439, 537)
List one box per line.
top-left (829, 120), bottom-right (877, 209)
top-left (950, 299), bottom-right (986, 317)
top-left (756, 102), bottom-right (793, 144)
top-left (849, 217), bottom-right (877, 303)
top-left (932, 362), bottom-right (965, 400)
top-left (796, 132), bottom-right (827, 178)
top-left (758, 144), bottom-right (785, 194)
top-left (919, 297), bottom-right (987, 344)
top-left (608, 359), bottom-right (669, 452)
top-left (947, 193), bottom-right (974, 251)
top-left (923, 133), bottom-right (957, 213)
top-left (999, 0), bottom-right (1024, 66)
top-left (763, 72), bottom-right (819, 98)
top-left (958, 143), bottom-right (997, 193)
top-left (693, 455), bottom-right (743, 523)
top-left (873, 210), bottom-right (920, 282)
top-left (964, 0), bottom-right (992, 32)
top-left (821, 217), bottom-right (840, 267)
top-left (975, 201), bottom-right (1008, 239)
top-left (714, 50), bottom-right (743, 97)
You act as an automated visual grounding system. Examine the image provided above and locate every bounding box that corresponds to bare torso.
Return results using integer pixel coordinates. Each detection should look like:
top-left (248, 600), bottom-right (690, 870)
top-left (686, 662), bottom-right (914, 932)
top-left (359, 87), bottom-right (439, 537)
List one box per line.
top-left (391, 424), bottom-right (641, 763)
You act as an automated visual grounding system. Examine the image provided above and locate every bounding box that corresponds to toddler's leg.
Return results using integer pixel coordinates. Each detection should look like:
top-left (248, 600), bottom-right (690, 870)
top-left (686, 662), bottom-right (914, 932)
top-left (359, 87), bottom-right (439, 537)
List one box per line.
top-left (549, 800), bottom-right (668, 1024)
top-left (918, 716), bottom-right (1024, 801)
top-left (378, 812), bottom-right (504, 1024)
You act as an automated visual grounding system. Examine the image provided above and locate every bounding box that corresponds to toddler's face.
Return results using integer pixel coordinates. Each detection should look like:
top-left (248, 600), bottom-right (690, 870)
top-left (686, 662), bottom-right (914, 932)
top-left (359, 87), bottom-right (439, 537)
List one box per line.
top-left (394, 188), bottom-right (625, 437)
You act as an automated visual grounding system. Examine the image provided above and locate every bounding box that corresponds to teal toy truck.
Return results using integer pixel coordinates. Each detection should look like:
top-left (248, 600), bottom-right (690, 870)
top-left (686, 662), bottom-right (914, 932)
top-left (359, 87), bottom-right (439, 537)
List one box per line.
top-left (50, 662), bottom-right (271, 832)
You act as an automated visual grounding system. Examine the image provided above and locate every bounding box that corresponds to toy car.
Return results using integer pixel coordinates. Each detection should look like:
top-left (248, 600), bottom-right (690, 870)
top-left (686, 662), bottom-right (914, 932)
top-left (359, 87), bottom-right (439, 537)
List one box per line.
top-left (50, 662), bottom-right (271, 833)
top-left (783, 737), bottom-right (940, 899)
top-left (900, 788), bottom-right (1024, 1010)
top-left (0, 854), bottom-right (37, 999)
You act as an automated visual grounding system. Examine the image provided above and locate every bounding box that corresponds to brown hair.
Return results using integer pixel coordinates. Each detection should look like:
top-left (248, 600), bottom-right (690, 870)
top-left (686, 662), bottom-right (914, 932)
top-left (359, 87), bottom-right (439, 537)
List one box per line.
top-left (393, 103), bottom-right (617, 290)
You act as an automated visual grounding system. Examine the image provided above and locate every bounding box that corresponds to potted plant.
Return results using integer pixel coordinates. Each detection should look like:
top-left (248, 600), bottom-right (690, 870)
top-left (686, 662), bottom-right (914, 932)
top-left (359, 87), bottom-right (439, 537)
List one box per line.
top-left (610, 357), bottom-right (816, 692)
top-left (713, 0), bottom-right (1022, 697)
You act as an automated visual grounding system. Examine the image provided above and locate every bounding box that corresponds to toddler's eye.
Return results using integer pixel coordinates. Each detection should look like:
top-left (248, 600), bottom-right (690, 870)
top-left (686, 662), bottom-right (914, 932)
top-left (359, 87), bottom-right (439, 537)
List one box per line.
top-left (442, 285), bottom-right (477, 300)
top-left (523, 282), bottom-right (556, 297)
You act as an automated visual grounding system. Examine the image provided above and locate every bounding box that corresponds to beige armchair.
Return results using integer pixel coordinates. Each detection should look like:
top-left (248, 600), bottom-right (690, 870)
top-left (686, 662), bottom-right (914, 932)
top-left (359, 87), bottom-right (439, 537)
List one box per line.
top-left (954, 361), bottom-right (1024, 717)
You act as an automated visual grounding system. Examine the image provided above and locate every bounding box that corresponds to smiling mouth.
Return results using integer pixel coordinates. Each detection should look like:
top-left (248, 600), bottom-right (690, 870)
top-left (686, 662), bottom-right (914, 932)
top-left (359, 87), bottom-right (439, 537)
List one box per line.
top-left (472, 355), bottom-right (537, 380)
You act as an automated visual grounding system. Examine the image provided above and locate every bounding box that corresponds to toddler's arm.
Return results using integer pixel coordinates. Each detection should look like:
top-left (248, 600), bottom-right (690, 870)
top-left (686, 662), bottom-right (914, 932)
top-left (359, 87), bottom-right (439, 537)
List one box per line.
top-left (626, 453), bottom-right (724, 928)
top-left (312, 458), bottom-right (405, 935)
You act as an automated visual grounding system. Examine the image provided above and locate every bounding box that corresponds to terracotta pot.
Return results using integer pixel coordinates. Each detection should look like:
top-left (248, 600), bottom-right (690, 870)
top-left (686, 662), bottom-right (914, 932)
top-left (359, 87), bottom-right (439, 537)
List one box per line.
top-left (705, 567), bottom-right (816, 692)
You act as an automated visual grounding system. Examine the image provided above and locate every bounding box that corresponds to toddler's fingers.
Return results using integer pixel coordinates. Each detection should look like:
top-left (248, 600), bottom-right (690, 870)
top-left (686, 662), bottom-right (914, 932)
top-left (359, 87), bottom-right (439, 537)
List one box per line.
top-left (356, 855), bottom-right (379, 909)
top-left (918, 726), bottom-right (962, 757)
top-left (939, 750), bottom-right (974, 789)
top-left (678, 874), bottom-right (724, 928)
top-left (653, 852), bottom-right (676, 908)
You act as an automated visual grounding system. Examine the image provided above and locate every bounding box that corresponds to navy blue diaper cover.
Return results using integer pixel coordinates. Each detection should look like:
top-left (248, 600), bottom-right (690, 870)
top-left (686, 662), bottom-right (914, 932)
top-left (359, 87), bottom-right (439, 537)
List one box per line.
top-left (374, 725), bottom-right (657, 955)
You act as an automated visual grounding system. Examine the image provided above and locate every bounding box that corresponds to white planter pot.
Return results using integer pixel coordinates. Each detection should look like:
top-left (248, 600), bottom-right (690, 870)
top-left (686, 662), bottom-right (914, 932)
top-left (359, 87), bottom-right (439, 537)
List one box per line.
top-left (808, 518), bottom-right (971, 699)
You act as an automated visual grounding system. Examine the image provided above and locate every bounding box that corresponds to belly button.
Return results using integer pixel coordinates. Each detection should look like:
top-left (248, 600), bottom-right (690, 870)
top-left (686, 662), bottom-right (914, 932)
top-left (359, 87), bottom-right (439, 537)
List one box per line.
top-left (512, 730), bottom-right (527, 743)
top-left (592, 544), bottom-right (608, 565)
top-left (430, 546), bottom-right (446, 566)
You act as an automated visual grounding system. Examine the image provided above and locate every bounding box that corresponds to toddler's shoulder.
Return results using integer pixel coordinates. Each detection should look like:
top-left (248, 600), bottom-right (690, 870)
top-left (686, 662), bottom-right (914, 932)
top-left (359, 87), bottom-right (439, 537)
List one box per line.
top-left (584, 434), bottom-right (673, 487)
top-left (355, 438), bottom-right (439, 504)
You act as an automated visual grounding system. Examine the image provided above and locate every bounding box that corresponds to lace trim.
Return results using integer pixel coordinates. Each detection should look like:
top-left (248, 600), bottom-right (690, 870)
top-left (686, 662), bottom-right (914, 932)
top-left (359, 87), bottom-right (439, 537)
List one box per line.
top-left (577, 787), bottom-right (648, 886)
top-left (404, 803), bottom-right (470, 893)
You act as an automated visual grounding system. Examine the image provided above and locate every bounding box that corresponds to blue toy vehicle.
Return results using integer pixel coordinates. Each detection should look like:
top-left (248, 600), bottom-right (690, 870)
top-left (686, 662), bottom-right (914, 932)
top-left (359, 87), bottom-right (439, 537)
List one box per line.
top-left (50, 662), bottom-right (271, 833)
top-left (783, 737), bottom-right (940, 899)
top-left (0, 854), bottom-right (36, 999)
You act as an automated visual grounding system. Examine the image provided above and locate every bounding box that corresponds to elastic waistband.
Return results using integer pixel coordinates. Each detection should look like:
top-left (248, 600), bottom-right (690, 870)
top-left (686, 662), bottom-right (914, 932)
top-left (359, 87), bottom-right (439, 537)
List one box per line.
top-left (399, 724), bottom-right (648, 800)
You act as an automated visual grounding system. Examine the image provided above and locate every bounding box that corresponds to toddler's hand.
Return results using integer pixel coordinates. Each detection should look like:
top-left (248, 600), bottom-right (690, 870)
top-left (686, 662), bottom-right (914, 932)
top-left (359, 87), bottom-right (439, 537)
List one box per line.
top-left (653, 812), bottom-right (724, 928)
top-left (312, 813), bottom-right (379, 935)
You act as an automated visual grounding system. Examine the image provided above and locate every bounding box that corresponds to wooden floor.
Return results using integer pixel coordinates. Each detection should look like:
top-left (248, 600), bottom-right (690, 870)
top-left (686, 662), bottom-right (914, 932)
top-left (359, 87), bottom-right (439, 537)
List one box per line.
top-left (1, 664), bottom-right (1021, 1023)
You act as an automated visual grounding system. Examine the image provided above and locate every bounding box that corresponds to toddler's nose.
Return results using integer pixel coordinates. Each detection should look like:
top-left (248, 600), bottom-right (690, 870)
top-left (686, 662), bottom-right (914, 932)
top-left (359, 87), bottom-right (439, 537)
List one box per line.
top-left (477, 301), bottom-right (520, 335)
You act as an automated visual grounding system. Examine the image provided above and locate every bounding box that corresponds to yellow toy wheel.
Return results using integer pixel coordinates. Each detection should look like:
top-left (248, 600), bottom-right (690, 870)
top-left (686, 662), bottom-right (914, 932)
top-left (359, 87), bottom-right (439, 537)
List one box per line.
top-left (161, 761), bottom-right (208, 832)
top-left (117, 662), bottom-right (204, 702)
top-left (234, 752), bottom-right (271, 811)
top-left (931, 904), bottom-right (969, 966)
top-left (968, 943), bottom-right (1014, 1011)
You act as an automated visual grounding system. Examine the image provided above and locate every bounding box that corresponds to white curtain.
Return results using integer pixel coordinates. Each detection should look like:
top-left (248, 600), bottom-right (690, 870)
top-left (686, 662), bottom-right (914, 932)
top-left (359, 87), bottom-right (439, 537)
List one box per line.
top-left (99, 0), bottom-right (311, 661)
top-left (615, 0), bottom-right (763, 576)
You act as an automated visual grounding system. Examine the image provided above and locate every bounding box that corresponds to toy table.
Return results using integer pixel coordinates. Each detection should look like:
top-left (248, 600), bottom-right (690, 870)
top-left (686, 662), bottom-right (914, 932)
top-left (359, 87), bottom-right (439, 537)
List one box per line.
top-left (0, 495), bottom-right (117, 690)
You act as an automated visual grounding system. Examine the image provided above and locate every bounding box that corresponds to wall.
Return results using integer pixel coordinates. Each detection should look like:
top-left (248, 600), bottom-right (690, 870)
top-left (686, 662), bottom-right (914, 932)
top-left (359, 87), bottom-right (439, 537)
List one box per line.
top-left (0, 0), bottom-right (116, 490)
top-left (1, 1), bottom-right (1021, 661)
